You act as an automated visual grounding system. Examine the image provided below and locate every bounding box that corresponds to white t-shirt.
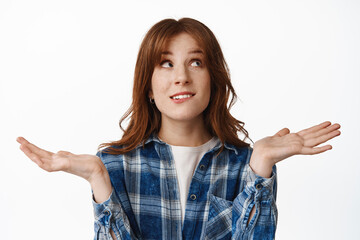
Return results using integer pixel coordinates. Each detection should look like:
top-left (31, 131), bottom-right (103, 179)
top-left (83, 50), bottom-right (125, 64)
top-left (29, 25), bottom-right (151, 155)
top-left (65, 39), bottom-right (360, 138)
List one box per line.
top-left (169, 137), bottom-right (218, 223)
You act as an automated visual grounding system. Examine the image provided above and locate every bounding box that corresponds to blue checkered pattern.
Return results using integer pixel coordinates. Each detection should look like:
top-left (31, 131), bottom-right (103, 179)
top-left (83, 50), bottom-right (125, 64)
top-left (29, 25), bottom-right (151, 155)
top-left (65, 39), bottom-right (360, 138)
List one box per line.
top-left (93, 133), bottom-right (277, 239)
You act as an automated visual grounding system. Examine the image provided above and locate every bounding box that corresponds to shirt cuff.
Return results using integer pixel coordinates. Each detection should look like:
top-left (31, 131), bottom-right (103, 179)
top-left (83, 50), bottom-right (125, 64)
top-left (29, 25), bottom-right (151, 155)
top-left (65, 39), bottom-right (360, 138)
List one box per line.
top-left (245, 163), bottom-right (277, 199)
top-left (92, 188), bottom-right (116, 225)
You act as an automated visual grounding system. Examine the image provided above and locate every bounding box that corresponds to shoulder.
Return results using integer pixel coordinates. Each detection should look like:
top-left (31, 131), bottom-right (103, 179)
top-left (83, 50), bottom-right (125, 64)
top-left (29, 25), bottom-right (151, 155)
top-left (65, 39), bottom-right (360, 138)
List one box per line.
top-left (96, 142), bottom-right (154, 166)
top-left (223, 142), bottom-right (253, 164)
top-left (95, 146), bottom-right (126, 167)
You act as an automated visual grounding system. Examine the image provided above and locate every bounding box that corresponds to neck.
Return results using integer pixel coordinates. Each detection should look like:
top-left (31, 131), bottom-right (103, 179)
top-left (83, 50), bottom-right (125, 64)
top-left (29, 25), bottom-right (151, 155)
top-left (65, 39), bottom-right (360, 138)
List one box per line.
top-left (158, 115), bottom-right (212, 147)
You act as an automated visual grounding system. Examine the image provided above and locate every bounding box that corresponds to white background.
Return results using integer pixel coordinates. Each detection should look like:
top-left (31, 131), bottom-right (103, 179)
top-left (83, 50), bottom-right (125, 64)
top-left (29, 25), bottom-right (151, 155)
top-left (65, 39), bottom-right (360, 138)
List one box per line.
top-left (1, 0), bottom-right (359, 239)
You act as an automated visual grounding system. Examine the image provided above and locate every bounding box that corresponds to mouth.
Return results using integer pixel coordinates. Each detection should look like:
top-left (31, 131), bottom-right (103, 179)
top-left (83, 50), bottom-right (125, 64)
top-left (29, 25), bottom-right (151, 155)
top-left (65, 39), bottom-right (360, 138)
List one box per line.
top-left (170, 94), bottom-right (195, 100)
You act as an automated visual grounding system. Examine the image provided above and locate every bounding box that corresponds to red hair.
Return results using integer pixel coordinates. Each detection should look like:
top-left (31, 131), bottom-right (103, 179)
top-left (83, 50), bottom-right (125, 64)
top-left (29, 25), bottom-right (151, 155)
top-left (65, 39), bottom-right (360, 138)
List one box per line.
top-left (98, 18), bottom-right (251, 155)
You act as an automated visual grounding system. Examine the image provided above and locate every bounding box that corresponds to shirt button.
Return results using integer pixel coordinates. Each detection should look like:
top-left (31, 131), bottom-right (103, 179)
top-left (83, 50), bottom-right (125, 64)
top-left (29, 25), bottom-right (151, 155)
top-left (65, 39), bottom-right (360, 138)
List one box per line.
top-left (104, 210), bottom-right (110, 216)
top-left (255, 184), bottom-right (263, 190)
top-left (199, 165), bottom-right (206, 170)
top-left (190, 194), bottom-right (197, 200)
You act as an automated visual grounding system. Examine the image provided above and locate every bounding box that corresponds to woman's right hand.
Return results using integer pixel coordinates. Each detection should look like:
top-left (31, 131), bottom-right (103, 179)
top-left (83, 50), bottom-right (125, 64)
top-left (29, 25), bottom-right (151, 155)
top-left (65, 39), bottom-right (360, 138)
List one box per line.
top-left (16, 136), bottom-right (112, 203)
top-left (16, 136), bottom-right (105, 182)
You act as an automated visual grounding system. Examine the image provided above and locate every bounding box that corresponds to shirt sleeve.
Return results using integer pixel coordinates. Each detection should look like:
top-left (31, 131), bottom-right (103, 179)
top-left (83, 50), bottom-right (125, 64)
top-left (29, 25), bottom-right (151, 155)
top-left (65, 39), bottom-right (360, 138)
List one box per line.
top-left (93, 189), bottom-right (135, 240)
top-left (232, 164), bottom-right (277, 239)
top-left (92, 151), bottom-right (138, 240)
top-left (205, 148), bottom-right (278, 240)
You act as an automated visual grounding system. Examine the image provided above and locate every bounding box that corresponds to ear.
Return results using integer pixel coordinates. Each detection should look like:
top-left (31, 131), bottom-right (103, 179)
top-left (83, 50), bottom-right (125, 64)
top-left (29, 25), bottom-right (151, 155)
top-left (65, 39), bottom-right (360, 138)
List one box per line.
top-left (148, 89), bottom-right (153, 99)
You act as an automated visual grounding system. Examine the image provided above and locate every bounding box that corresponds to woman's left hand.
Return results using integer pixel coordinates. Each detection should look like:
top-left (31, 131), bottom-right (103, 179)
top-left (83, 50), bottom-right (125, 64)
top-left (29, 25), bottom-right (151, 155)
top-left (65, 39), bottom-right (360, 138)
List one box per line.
top-left (249, 121), bottom-right (341, 177)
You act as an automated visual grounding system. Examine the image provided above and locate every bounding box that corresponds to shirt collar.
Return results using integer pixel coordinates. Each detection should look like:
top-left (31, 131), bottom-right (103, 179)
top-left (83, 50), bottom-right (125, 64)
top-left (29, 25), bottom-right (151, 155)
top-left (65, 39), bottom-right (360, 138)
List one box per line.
top-left (143, 132), bottom-right (239, 155)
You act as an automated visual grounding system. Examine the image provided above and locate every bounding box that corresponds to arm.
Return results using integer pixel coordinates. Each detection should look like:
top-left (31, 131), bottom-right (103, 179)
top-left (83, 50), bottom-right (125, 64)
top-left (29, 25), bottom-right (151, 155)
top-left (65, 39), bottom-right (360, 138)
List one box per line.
top-left (244, 121), bottom-right (340, 238)
top-left (245, 150), bottom-right (275, 228)
top-left (92, 151), bottom-right (137, 240)
top-left (92, 185), bottom-right (134, 240)
top-left (204, 149), bottom-right (277, 240)
top-left (205, 121), bottom-right (340, 239)
top-left (16, 137), bottom-right (133, 240)
top-left (89, 168), bottom-right (118, 239)
top-left (89, 171), bottom-right (119, 239)
top-left (246, 121), bottom-right (341, 237)
top-left (110, 230), bottom-right (116, 240)
top-left (232, 160), bottom-right (277, 239)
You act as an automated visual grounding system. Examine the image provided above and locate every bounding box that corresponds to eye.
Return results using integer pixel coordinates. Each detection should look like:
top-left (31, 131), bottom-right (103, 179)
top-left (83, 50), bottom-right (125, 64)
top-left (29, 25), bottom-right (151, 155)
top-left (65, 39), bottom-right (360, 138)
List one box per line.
top-left (191, 60), bottom-right (202, 67)
top-left (160, 60), bottom-right (173, 68)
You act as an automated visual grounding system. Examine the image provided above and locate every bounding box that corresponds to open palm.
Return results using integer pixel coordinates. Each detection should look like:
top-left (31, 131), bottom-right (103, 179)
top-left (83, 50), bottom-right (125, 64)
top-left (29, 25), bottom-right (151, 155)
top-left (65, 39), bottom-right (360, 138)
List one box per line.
top-left (254, 121), bottom-right (341, 165)
top-left (16, 137), bottom-right (105, 182)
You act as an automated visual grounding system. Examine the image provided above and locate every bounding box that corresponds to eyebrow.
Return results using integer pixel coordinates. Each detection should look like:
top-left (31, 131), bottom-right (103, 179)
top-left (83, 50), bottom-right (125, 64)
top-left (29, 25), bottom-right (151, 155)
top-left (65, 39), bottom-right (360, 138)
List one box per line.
top-left (161, 49), bottom-right (204, 55)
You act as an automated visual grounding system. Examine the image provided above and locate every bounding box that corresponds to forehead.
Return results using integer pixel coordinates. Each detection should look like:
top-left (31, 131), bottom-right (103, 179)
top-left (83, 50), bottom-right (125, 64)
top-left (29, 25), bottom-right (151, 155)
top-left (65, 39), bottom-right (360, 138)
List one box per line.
top-left (161, 32), bottom-right (204, 54)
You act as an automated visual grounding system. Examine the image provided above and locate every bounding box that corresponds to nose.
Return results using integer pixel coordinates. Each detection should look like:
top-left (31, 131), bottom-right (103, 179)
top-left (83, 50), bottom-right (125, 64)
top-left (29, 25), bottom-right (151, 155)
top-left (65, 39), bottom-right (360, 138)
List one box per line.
top-left (174, 64), bottom-right (190, 85)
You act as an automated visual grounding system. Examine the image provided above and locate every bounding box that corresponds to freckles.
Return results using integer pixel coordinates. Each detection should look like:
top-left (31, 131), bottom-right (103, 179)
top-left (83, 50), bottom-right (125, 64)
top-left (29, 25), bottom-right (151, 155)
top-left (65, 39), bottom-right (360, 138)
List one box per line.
top-left (153, 84), bottom-right (169, 98)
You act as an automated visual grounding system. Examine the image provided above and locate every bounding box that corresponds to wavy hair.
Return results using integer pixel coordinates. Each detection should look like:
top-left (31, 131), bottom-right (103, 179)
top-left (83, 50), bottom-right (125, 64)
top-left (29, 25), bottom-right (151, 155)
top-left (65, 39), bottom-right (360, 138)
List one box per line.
top-left (98, 17), bottom-right (252, 155)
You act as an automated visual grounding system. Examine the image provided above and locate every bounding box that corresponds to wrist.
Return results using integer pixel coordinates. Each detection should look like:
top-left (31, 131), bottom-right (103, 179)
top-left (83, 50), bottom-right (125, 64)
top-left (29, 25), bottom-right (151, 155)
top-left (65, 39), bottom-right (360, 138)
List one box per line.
top-left (88, 163), bottom-right (108, 184)
top-left (249, 151), bottom-right (274, 178)
top-left (89, 168), bottom-right (112, 203)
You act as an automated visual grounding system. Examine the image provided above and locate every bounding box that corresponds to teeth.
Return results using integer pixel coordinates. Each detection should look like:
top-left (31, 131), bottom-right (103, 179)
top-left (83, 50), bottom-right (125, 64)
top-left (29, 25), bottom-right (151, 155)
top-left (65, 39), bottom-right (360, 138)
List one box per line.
top-left (171, 94), bottom-right (192, 100)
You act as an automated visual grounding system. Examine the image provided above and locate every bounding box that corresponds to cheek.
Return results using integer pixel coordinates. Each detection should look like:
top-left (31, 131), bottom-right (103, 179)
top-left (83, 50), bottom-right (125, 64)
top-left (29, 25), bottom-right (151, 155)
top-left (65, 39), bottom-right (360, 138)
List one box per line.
top-left (152, 85), bottom-right (167, 99)
top-left (151, 72), bottom-right (167, 97)
top-left (152, 87), bottom-right (170, 106)
top-left (150, 79), bottom-right (160, 98)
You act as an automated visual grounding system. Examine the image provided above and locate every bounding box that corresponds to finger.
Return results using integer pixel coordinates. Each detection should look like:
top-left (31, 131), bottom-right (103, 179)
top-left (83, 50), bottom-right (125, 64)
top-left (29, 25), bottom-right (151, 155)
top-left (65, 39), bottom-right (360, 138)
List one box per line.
top-left (20, 146), bottom-right (59, 172)
top-left (303, 123), bottom-right (341, 140)
top-left (17, 137), bottom-right (53, 158)
top-left (19, 144), bottom-right (44, 166)
top-left (297, 121), bottom-right (332, 136)
top-left (305, 129), bottom-right (341, 147)
top-left (274, 128), bottom-right (290, 137)
top-left (300, 145), bottom-right (332, 155)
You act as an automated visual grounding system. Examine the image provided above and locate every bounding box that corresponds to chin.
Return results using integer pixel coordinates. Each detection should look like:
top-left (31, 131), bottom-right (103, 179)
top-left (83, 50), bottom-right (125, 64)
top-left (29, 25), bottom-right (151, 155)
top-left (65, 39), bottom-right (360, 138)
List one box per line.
top-left (166, 111), bottom-right (205, 122)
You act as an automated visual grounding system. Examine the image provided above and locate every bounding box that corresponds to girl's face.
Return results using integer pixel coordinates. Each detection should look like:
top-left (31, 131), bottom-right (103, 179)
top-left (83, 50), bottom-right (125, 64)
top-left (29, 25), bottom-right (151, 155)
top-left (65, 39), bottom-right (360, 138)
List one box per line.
top-left (149, 32), bottom-right (211, 125)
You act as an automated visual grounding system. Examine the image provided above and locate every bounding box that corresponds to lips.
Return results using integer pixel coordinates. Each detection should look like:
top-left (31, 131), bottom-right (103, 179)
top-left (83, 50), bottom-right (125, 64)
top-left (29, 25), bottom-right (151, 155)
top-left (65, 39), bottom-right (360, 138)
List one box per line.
top-left (170, 91), bottom-right (195, 99)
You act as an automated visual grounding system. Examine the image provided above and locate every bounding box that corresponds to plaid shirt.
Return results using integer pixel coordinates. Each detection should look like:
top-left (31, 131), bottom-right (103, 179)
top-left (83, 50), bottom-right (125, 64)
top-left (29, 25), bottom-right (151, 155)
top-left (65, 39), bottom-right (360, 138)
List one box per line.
top-left (92, 133), bottom-right (277, 240)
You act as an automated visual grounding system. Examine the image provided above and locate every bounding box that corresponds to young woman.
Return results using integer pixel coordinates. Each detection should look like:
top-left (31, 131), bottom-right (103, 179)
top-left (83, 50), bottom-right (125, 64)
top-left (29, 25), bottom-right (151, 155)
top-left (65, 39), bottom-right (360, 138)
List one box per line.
top-left (17, 18), bottom-right (341, 240)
